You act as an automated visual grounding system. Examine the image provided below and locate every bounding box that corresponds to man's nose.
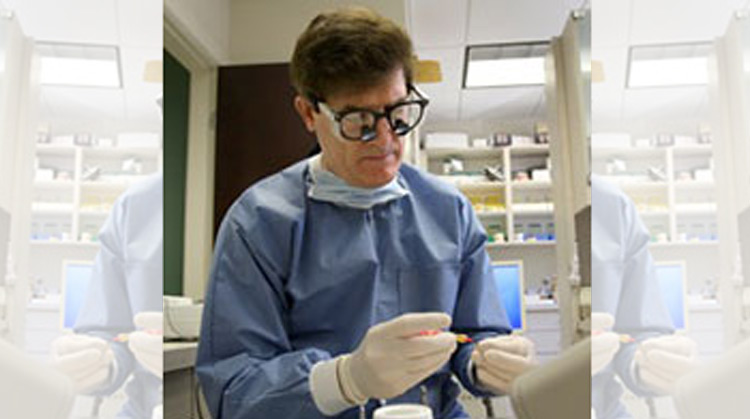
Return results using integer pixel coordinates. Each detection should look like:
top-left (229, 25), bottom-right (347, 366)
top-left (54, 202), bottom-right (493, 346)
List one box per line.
top-left (370, 116), bottom-right (396, 147)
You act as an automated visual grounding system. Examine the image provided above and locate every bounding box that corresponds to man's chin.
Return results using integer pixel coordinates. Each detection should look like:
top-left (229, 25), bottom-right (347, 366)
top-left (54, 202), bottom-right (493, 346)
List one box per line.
top-left (356, 167), bottom-right (400, 188)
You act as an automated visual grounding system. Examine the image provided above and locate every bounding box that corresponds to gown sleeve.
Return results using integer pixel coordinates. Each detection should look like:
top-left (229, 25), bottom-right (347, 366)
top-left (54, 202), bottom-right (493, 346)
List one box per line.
top-left (449, 196), bottom-right (513, 397)
top-left (612, 193), bottom-right (674, 397)
top-left (196, 208), bottom-right (338, 419)
top-left (73, 195), bottom-right (137, 397)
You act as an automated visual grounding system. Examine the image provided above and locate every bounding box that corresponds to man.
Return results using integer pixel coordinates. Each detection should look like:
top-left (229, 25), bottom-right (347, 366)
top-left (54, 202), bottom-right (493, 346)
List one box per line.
top-left (197, 7), bottom-right (535, 418)
top-left (591, 175), bottom-right (697, 418)
top-left (51, 174), bottom-right (164, 418)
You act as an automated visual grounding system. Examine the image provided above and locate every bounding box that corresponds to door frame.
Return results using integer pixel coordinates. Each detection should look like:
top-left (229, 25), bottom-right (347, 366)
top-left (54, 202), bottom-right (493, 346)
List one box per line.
top-left (164, 12), bottom-right (218, 300)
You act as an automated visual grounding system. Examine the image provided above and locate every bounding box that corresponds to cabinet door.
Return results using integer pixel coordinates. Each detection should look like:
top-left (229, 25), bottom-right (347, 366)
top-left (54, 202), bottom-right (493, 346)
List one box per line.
top-left (214, 63), bottom-right (317, 236)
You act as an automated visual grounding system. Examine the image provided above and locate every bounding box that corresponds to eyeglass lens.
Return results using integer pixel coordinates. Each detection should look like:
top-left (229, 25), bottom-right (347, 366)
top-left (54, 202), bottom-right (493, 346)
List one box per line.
top-left (339, 102), bottom-right (424, 141)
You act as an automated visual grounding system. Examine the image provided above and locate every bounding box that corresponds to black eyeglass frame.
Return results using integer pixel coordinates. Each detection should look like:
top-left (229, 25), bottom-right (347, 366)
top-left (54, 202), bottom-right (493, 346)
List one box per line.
top-left (309, 84), bottom-right (430, 142)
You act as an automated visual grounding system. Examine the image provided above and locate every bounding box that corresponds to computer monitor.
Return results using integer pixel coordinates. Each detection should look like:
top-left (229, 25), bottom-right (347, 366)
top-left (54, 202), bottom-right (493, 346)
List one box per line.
top-left (61, 260), bottom-right (94, 330)
top-left (0, 207), bottom-right (9, 286)
top-left (654, 261), bottom-right (688, 330)
top-left (491, 261), bottom-right (526, 331)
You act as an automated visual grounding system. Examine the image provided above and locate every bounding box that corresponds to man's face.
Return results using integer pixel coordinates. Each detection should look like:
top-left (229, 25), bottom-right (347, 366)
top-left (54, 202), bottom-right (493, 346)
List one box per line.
top-left (295, 69), bottom-right (408, 188)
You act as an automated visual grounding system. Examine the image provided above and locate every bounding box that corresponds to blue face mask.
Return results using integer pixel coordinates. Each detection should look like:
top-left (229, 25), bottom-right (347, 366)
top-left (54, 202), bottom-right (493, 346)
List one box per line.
top-left (307, 154), bottom-right (409, 210)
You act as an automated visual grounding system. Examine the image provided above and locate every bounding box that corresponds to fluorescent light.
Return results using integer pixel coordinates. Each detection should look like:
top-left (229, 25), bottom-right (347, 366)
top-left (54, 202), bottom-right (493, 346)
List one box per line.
top-left (37, 42), bottom-right (121, 88)
top-left (629, 57), bottom-right (708, 87)
top-left (627, 43), bottom-right (711, 88)
top-left (465, 57), bottom-right (545, 87)
top-left (464, 42), bottom-right (548, 88)
top-left (40, 57), bottom-right (120, 87)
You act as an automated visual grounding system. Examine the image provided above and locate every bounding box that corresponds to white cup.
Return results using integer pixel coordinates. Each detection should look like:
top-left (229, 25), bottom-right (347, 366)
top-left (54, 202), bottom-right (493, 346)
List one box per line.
top-left (373, 404), bottom-right (433, 419)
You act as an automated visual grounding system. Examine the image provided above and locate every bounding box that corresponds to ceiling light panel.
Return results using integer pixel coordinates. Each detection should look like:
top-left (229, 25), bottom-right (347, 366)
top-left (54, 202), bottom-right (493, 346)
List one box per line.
top-left (464, 42), bottom-right (549, 88)
top-left (37, 42), bottom-right (122, 88)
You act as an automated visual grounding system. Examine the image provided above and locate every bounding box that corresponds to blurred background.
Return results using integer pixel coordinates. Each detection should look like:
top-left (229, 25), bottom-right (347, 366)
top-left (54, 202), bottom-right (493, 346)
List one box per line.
top-left (0, 0), bottom-right (162, 416)
top-left (591, 0), bottom-right (750, 416)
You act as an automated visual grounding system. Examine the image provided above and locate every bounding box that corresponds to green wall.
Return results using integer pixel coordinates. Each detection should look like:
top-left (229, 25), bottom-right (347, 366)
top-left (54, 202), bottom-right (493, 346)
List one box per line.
top-left (164, 50), bottom-right (190, 295)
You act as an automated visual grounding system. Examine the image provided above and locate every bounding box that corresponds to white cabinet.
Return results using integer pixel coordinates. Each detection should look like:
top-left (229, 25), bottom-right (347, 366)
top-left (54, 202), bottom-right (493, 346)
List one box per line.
top-left (24, 298), bottom-right (62, 358)
top-left (421, 141), bottom-right (561, 360)
top-left (526, 302), bottom-right (561, 362)
top-left (422, 144), bottom-right (555, 246)
top-left (31, 143), bottom-right (161, 244)
top-left (592, 144), bottom-right (717, 244)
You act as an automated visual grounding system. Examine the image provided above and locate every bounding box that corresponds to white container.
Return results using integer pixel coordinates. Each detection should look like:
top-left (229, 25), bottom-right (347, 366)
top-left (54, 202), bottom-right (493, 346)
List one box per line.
top-left (117, 132), bottom-right (160, 148)
top-left (163, 297), bottom-right (204, 340)
top-left (424, 132), bottom-right (468, 149)
top-left (373, 404), bottom-right (433, 419)
top-left (531, 169), bottom-right (550, 181)
top-left (592, 132), bottom-right (631, 148)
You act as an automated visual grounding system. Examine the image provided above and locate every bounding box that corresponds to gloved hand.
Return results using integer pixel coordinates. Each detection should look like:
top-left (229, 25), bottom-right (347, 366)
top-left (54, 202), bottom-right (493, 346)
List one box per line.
top-left (591, 312), bottom-right (620, 375)
top-left (51, 334), bottom-right (115, 393)
top-left (471, 335), bottom-right (536, 394)
top-left (152, 404), bottom-right (163, 419)
top-left (127, 312), bottom-right (163, 378)
top-left (634, 335), bottom-right (697, 394)
top-left (338, 312), bottom-right (457, 402)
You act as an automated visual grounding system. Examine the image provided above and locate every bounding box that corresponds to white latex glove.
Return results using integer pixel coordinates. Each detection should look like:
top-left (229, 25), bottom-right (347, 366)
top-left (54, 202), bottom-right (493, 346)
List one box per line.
top-left (634, 335), bottom-right (697, 394)
top-left (471, 335), bottom-right (537, 394)
top-left (51, 334), bottom-right (114, 393)
top-left (152, 404), bottom-right (163, 419)
top-left (591, 312), bottom-right (620, 375)
top-left (338, 312), bottom-right (457, 402)
top-left (127, 312), bottom-right (163, 378)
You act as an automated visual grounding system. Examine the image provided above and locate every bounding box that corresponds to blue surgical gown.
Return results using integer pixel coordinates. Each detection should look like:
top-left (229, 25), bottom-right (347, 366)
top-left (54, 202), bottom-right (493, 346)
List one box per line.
top-left (75, 174), bottom-right (163, 418)
top-left (591, 175), bottom-right (674, 419)
top-left (197, 160), bottom-right (511, 419)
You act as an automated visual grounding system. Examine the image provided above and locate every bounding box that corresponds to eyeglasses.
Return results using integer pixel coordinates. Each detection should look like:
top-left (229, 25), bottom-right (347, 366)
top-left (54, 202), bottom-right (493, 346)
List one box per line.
top-left (313, 84), bottom-right (429, 142)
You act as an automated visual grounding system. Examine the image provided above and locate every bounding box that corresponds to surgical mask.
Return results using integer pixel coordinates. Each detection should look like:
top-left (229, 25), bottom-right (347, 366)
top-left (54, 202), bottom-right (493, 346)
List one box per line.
top-left (307, 154), bottom-right (409, 210)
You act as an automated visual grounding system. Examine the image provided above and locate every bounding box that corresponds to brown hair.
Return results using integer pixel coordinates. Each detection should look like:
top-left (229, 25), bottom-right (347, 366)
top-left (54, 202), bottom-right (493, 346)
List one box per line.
top-left (290, 6), bottom-right (414, 104)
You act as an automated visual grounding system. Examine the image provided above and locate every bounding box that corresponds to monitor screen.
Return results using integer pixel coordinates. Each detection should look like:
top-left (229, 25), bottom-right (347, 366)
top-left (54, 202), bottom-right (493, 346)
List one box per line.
top-left (61, 261), bottom-right (93, 329)
top-left (655, 262), bottom-right (687, 330)
top-left (492, 261), bottom-right (525, 331)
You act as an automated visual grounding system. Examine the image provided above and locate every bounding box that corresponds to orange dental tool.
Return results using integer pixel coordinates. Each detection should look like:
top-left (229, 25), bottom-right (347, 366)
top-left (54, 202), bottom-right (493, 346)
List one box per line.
top-left (418, 330), bottom-right (473, 343)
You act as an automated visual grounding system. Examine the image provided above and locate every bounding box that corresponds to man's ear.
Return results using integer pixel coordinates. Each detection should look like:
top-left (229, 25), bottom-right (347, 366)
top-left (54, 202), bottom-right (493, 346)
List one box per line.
top-left (294, 95), bottom-right (316, 132)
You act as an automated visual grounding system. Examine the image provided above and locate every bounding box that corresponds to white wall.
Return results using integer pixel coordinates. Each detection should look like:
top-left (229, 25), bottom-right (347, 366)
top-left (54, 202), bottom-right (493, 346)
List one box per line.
top-left (165, 0), bottom-right (231, 64)
top-left (229, 0), bottom-right (407, 64)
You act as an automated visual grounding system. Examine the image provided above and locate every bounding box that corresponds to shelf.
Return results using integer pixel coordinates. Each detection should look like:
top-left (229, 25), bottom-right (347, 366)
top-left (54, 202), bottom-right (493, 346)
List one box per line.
top-left (30, 240), bottom-right (99, 248)
top-left (675, 203), bottom-right (718, 215)
top-left (508, 144), bottom-right (550, 156)
top-left (81, 180), bottom-right (133, 192)
top-left (593, 145), bottom-right (712, 159)
top-left (443, 180), bottom-right (506, 191)
top-left (486, 241), bottom-right (556, 249)
top-left (600, 179), bottom-right (669, 191)
top-left (512, 181), bottom-right (552, 190)
top-left (79, 209), bottom-right (111, 217)
top-left (35, 144), bottom-right (77, 156)
top-left (476, 210), bottom-right (507, 218)
top-left (83, 147), bottom-right (161, 159)
top-left (671, 144), bottom-right (713, 156)
top-left (674, 180), bottom-right (715, 189)
top-left (31, 203), bottom-right (74, 214)
top-left (649, 241), bottom-right (719, 248)
top-left (593, 147), bottom-right (666, 159)
top-left (424, 147), bottom-right (505, 159)
top-left (424, 144), bottom-right (549, 159)
top-left (635, 209), bottom-right (670, 217)
top-left (34, 180), bottom-right (75, 189)
top-left (513, 204), bottom-right (554, 215)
